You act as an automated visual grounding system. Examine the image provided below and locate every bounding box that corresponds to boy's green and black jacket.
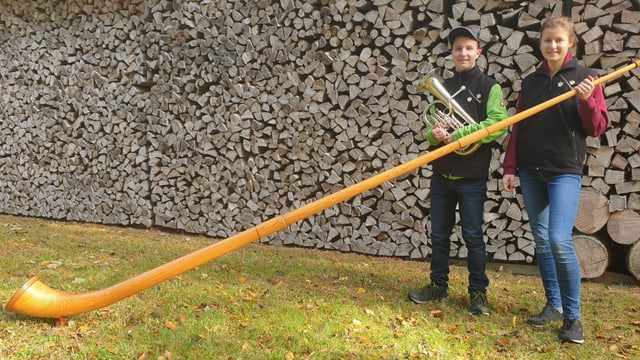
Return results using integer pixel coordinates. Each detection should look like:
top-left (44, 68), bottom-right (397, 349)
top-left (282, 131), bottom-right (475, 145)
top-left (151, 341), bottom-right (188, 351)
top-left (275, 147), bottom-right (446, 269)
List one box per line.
top-left (426, 66), bottom-right (509, 179)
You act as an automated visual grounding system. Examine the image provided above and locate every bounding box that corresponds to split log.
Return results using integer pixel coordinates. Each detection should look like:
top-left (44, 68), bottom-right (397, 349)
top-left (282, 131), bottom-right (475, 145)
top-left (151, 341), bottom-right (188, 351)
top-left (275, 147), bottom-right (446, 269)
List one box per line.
top-left (609, 195), bottom-right (628, 213)
top-left (573, 234), bottom-right (611, 279)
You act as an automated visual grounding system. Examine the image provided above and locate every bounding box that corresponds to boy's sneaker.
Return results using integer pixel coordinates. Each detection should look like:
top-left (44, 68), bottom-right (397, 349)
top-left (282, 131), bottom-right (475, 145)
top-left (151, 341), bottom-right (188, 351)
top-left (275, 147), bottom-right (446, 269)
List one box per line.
top-left (408, 283), bottom-right (448, 304)
top-left (559, 318), bottom-right (584, 344)
top-left (528, 303), bottom-right (563, 326)
top-left (468, 292), bottom-right (490, 315)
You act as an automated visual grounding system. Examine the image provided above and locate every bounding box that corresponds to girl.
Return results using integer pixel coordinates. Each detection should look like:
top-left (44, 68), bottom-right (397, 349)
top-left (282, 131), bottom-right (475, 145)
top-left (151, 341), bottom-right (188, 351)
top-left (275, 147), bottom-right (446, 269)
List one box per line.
top-left (501, 16), bottom-right (609, 344)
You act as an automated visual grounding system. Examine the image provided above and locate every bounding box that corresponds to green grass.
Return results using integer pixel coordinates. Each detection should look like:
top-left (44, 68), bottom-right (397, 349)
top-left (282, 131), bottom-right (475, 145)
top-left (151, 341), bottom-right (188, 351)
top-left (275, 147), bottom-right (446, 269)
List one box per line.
top-left (0, 214), bottom-right (638, 359)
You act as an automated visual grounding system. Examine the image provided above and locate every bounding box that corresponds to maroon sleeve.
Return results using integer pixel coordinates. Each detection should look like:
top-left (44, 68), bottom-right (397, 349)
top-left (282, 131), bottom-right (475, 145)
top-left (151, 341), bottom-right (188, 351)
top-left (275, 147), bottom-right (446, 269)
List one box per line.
top-left (502, 97), bottom-right (525, 176)
top-left (578, 79), bottom-right (609, 137)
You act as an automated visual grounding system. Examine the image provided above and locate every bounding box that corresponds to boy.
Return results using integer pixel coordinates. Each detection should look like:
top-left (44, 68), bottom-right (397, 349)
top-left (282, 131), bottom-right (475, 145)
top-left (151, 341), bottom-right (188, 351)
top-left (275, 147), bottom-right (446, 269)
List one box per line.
top-left (408, 26), bottom-right (509, 315)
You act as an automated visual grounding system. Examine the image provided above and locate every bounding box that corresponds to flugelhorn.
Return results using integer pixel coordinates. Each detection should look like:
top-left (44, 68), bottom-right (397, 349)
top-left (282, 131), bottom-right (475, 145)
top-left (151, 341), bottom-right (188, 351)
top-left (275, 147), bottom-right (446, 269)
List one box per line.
top-left (417, 70), bottom-right (480, 155)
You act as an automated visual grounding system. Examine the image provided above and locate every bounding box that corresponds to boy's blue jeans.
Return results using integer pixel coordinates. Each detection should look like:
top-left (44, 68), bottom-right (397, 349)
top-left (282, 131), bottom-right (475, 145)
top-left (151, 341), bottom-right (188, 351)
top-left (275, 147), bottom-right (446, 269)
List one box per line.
top-left (519, 170), bottom-right (582, 320)
top-left (429, 175), bottom-right (489, 294)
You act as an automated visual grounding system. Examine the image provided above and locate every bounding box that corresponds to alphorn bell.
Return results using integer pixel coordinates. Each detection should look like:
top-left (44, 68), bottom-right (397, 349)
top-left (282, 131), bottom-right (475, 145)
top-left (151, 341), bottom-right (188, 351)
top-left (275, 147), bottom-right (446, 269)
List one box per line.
top-left (6, 59), bottom-right (640, 319)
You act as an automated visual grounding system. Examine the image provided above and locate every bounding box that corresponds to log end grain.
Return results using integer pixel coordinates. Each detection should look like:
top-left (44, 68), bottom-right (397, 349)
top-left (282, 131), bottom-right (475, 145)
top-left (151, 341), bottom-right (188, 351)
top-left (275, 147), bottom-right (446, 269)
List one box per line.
top-left (573, 234), bottom-right (610, 279)
top-left (626, 241), bottom-right (640, 281)
top-left (575, 188), bottom-right (610, 234)
top-left (607, 209), bottom-right (640, 245)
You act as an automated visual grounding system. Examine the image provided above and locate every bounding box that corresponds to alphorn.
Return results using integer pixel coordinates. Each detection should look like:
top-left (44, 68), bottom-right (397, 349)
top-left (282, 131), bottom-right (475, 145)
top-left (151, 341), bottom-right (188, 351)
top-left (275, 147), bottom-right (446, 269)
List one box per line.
top-left (7, 60), bottom-right (640, 319)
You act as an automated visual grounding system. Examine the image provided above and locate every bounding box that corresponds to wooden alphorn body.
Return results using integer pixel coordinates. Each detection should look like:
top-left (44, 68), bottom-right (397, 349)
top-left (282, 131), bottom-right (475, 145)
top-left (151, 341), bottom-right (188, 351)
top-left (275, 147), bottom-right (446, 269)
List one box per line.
top-left (7, 60), bottom-right (640, 319)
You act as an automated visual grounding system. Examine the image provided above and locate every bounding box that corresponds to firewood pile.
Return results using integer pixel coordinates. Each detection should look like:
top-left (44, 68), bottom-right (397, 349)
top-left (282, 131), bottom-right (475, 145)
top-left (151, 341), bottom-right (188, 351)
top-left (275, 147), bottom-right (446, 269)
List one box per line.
top-left (0, 0), bottom-right (639, 279)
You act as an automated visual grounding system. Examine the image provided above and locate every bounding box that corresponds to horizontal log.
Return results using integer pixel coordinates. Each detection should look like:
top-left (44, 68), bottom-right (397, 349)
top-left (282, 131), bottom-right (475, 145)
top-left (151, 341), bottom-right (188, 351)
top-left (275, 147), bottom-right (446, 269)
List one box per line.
top-left (573, 234), bottom-right (610, 279)
top-left (627, 241), bottom-right (640, 281)
top-left (607, 209), bottom-right (640, 245)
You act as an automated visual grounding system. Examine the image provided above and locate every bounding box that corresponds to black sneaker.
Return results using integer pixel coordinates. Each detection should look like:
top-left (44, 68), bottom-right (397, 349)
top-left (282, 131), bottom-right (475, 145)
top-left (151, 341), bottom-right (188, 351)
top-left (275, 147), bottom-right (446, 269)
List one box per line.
top-left (408, 283), bottom-right (448, 304)
top-left (528, 303), bottom-right (563, 326)
top-left (469, 292), bottom-right (490, 315)
top-left (559, 318), bottom-right (584, 344)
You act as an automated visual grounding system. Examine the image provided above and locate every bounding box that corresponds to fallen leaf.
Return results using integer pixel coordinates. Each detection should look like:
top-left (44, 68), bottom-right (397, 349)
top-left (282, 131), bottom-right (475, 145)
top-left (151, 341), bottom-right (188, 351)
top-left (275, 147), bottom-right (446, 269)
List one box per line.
top-left (46, 261), bottom-right (62, 269)
top-left (165, 321), bottom-right (177, 330)
top-left (357, 287), bottom-right (367, 294)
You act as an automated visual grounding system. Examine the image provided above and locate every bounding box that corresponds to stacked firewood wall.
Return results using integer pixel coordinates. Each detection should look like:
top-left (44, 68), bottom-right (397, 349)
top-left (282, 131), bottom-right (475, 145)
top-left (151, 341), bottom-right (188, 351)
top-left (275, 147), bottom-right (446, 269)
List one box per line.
top-left (0, 0), bottom-right (639, 279)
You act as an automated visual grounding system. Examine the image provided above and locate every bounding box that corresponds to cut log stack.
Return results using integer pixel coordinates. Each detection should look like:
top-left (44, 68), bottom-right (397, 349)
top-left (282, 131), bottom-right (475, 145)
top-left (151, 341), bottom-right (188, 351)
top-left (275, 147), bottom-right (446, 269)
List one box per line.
top-left (0, 0), bottom-right (638, 280)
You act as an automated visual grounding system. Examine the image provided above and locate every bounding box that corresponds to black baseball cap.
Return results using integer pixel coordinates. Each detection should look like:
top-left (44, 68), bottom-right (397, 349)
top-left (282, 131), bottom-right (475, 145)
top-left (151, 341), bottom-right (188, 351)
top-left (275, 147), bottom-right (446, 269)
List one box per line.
top-left (448, 26), bottom-right (479, 46)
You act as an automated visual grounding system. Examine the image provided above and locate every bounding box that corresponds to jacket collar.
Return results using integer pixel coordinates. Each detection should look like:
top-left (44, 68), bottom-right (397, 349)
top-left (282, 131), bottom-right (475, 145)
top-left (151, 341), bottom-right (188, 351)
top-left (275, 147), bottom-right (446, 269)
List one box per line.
top-left (451, 66), bottom-right (481, 89)
top-left (539, 52), bottom-right (576, 77)
top-left (454, 65), bottom-right (481, 80)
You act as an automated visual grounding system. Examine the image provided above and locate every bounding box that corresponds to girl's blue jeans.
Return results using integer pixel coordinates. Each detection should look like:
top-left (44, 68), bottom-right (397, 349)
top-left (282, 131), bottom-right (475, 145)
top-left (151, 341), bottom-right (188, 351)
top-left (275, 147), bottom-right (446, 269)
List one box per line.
top-left (519, 169), bottom-right (582, 320)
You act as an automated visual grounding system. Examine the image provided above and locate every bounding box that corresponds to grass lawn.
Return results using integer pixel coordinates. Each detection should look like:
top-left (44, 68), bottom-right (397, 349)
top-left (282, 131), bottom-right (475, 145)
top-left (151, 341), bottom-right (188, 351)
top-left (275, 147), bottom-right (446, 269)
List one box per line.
top-left (0, 214), bottom-right (638, 359)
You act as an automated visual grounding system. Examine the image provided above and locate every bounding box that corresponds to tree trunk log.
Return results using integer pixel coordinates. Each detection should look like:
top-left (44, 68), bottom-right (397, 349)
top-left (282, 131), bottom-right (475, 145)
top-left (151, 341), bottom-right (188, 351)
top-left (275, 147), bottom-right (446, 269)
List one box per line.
top-left (573, 233), bottom-right (610, 279)
top-left (627, 241), bottom-right (640, 281)
top-left (575, 187), bottom-right (610, 234)
top-left (607, 209), bottom-right (640, 245)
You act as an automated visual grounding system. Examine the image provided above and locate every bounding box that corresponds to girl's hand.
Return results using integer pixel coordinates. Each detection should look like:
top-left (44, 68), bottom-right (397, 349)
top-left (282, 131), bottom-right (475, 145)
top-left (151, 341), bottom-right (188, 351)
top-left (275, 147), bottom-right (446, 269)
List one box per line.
top-left (575, 75), bottom-right (595, 101)
top-left (502, 174), bottom-right (517, 192)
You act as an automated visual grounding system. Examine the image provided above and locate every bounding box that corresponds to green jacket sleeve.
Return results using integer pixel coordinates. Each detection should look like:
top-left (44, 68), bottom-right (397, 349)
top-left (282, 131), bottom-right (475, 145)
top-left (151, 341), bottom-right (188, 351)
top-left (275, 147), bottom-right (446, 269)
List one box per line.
top-left (451, 83), bottom-right (509, 144)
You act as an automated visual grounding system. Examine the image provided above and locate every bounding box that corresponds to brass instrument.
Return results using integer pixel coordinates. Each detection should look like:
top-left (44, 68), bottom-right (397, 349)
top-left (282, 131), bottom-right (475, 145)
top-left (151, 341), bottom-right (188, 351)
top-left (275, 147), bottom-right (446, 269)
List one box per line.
top-left (417, 70), bottom-right (481, 155)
